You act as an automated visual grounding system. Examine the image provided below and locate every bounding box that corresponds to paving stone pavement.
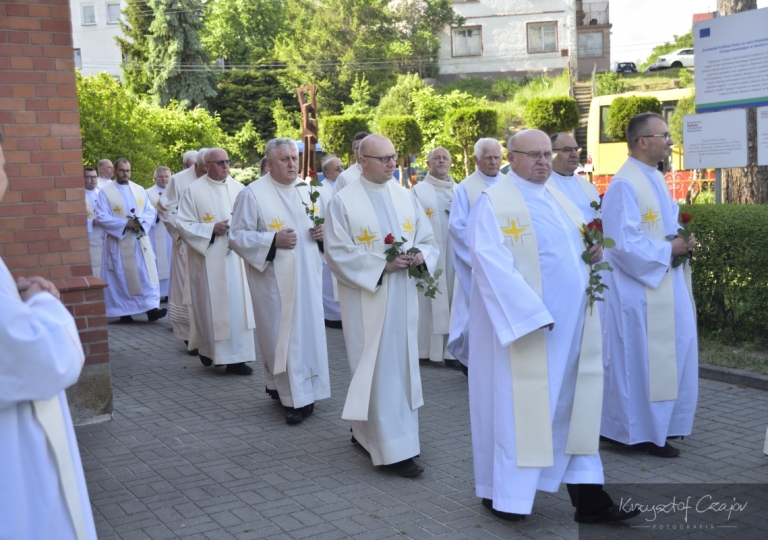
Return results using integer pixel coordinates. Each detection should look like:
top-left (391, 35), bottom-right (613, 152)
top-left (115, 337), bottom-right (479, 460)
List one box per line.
top-left (75, 317), bottom-right (768, 539)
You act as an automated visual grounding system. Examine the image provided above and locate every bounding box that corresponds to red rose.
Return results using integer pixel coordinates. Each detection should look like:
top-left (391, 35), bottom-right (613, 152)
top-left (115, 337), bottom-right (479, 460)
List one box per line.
top-left (681, 212), bottom-right (692, 224)
top-left (587, 221), bottom-right (602, 232)
top-left (130, 208), bottom-right (136, 213)
top-left (384, 233), bottom-right (395, 244)
top-left (308, 169), bottom-right (317, 178)
top-left (599, 193), bottom-right (605, 200)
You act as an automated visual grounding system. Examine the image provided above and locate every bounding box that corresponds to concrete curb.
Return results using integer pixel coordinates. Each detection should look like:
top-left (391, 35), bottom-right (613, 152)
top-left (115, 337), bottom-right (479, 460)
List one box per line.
top-left (700, 363), bottom-right (768, 392)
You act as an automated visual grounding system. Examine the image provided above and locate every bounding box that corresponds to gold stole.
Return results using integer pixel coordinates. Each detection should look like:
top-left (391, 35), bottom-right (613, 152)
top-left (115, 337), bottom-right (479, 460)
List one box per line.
top-left (337, 179), bottom-right (422, 421)
top-left (413, 176), bottom-right (453, 334)
top-left (486, 179), bottom-right (604, 467)
top-left (615, 160), bottom-right (694, 401)
top-left (147, 187), bottom-right (170, 280)
top-left (102, 181), bottom-right (158, 295)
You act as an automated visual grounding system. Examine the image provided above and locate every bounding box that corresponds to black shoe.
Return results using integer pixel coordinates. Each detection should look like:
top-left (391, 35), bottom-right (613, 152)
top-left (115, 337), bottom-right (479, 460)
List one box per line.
top-left (633, 441), bottom-right (680, 457)
top-left (285, 407), bottom-right (304, 425)
top-left (225, 363), bottom-right (253, 375)
top-left (119, 315), bottom-right (134, 323)
top-left (199, 354), bottom-right (213, 367)
top-left (444, 359), bottom-right (462, 370)
top-left (575, 503), bottom-right (641, 524)
top-left (599, 435), bottom-right (627, 446)
top-left (324, 319), bottom-right (343, 329)
top-left (266, 387), bottom-right (279, 400)
top-left (187, 348), bottom-right (198, 356)
top-left (301, 403), bottom-right (315, 418)
top-left (386, 458), bottom-right (424, 477)
top-left (160, 296), bottom-right (168, 303)
top-left (146, 308), bottom-right (167, 322)
top-left (460, 363), bottom-right (468, 377)
top-left (481, 499), bottom-right (526, 521)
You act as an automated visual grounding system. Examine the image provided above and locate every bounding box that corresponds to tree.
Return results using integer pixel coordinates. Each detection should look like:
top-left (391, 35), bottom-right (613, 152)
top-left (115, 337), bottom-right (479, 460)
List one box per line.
top-left (342, 74), bottom-right (374, 118)
top-left (604, 96), bottom-right (662, 142)
top-left (718, 0), bottom-right (768, 204)
top-left (321, 115), bottom-right (369, 164)
top-left (595, 72), bottom-right (630, 97)
top-left (641, 31), bottom-right (693, 70)
top-left (271, 99), bottom-right (302, 140)
top-left (117, 0), bottom-right (154, 95)
top-left (147, 0), bottom-right (218, 109)
top-left (523, 96), bottom-right (580, 135)
top-left (373, 73), bottom-right (426, 126)
top-left (378, 116), bottom-right (423, 186)
top-left (445, 107), bottom-right (499, 177)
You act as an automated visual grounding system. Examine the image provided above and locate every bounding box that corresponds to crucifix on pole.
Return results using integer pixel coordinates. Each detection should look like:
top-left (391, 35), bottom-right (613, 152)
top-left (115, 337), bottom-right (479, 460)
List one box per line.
top-left (296, 85), bottom-right (318, 178)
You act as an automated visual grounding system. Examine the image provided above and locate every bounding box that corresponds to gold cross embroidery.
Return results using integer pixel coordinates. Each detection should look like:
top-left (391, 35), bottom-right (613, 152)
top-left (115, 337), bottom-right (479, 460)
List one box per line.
top-left (642, 207), bottom-right (660, 228)
top-left (401, 218), bottom-right (415, 234)
top-left (137, 198), bottom-right (144, 206)
top-left (356, 228), bottom-right (377, 248)
top-left (425, 206), bottom-right (435, 219)
top-left (202, 212), bottom-right (216, 223)
top-left (305, 368), bottom-right (319, 381)
top-left (268, 217), bottom-right (286, 231)
top-left (113, 205), bottom-right (123, 213)
top-left (502, 219), bottom-right (528, 243)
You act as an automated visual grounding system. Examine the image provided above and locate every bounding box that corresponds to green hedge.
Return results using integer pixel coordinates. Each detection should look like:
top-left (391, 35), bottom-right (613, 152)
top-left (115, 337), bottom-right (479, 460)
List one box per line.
top-left (683, 204), bottom-right (768, 342)
top-left (321, 115), bottom-right (369, 164)
top-left (604, 96), bottom-right (662, 142)
top-left (522, 96), bottom-right (580, 134)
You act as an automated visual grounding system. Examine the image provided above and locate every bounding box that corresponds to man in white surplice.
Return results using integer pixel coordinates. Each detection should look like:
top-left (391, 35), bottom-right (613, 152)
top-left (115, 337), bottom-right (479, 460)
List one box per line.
top-left (600, 113), bottom-right (698, 458)
top-left (0, 139), bottom-right (97, 539)
top-left (447, 138), bottom-right (507, 373)
top-left (177, 148), bottom-right (256, 375)
top-left (84, 167), bottom-right (104, 280)
top-left (548, 133), bottom-right (599, 223)
top-left (331, 131), bottom-right (368, 195)
top-left (147, 166), bottom-right (173, 300)
top-left (230, 139), bottom-right (330, 425)
top-left (325, 135), bottom-right (438, 478)
top-left (413, 147), bottom-right (458, 368)
top-left (318, 155), bottom-right (344, 327)
top-left (97, 158), bottom-right (113, 189)
top-left (467, 130), bottom-right (638, 524)
top-left (95, 158), bottom-right (166, 323)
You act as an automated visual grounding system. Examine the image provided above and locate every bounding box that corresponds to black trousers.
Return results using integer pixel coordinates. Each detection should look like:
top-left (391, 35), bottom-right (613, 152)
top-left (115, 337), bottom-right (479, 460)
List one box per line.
top-left (566, 484), bottom-right (613, 514)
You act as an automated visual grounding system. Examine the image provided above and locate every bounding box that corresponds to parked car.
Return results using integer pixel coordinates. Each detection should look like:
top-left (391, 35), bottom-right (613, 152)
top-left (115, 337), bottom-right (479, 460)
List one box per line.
top-left (656, 48), bottom-right (694, 68)
top-left (610, 62), bottom-right (638, 74)
top-left (644, 63), bottom-right (666, 72)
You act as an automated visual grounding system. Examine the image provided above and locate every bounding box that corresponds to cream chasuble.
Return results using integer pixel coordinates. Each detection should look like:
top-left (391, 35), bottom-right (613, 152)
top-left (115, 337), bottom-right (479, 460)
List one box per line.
top-left (177, 176), bottom-right (255, 365)
top-left (332, 162), bottom-right (362, 195)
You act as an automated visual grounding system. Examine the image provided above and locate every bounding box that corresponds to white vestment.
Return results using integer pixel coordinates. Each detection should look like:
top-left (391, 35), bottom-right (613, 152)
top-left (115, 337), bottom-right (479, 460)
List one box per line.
top-left (95, 182), bottom-right (160, 317)
top-left (85, 188), bottom-right (103, 280)
top-left (447, 169), bottom-right (505, 365)
top-left (157, 167), bottom-right (198, 342)
top-left (332, 162), bottom-right (362, 195)
top-left (467, 174), bottom-right (604, 515)
top-left (147, 185), bottom-right (172, 297)
top-left (230, 174), bottom-right (330, 408)
top-left (0, 258), bottom-right (97, 540)
top-left (600, 157), bottom-right (698, 446)
top-left (177, 175), bottom-right (256, 365)
top-left (325, 176), bottom-right (438, 466)
top-left (413, 174), bottom-right (456, 361)
top-left (548, 171), bottom-right (599, 223)
top-left (318, 178), bottom-right (341, 321)
top-left (97, 177), bottom-right (111, 189)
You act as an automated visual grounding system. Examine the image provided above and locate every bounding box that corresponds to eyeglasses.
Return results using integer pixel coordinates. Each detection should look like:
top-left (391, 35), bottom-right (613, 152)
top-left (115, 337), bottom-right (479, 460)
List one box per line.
top-left (84, 175), bottom-right (98, 180)
top-left (206, 159), bottom-right (230, 166)
top-left (327, 166), bottom-right (345, 173)
top-left (511, 150), bottom-right (554, 162)
top-left (362, 154), bottom-right (398, 164)
top-left (117, 168), bottom-right (131, 173)
top-left (636, 133), bottom-right (672, 142)
top-left (553, 146), bottom-right (582, 155)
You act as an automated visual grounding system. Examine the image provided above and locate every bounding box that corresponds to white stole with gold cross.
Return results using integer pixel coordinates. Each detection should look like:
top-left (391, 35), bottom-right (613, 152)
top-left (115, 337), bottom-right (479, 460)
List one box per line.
top-left (337, 179), bottom-right (423, 421)
top-left (485, 178), bottom-right (603, 468)
top-left (102, 181), bottom-right (158, 295)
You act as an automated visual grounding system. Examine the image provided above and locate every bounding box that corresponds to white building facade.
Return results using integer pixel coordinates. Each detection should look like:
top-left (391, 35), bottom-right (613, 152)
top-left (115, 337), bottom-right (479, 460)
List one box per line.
top-left (69, 0), bottom-right (125, 78)
top-left (438, 0), bottom-right (579, 81)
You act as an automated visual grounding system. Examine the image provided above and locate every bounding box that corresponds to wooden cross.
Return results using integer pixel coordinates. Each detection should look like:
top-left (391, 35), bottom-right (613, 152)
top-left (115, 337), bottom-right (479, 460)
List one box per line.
top-left (296, 85), bottom-right (318, 178)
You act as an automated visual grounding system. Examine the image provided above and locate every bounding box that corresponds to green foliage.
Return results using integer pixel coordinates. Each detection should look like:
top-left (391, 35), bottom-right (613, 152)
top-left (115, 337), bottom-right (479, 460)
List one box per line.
top-left (342, 74), bottom-right (374, 118)
top-left (641, 31), bottom-right (693, 70)
top-left (604, 96), bottom-right (662, 142)
top-left (225, 120), bottom-right (266, 166)
top-left (378, 116), bottom-right (423, 177)
top-left (445, 107), bottom-right (499, 176)
top-left (116, 0), bottom-right (153, 95)
top-left (678, 68), bottom-right (694, 88)
top-left (522, 96), bottom-right (580, 135)
top-left (271, 99), bottom-right (302, 140)
top-left (682, 204), bottom-right (768, 343)
top-left (374, 74), bottom-right (426, 124)
top-left (229, 166), bottom-right (260, 184)
top-left (321, 115), bottom-right (369, 164)
top-left (595, 71), bottom-right (631, 96)
top-left (669, 93), bottom-right (696, 147)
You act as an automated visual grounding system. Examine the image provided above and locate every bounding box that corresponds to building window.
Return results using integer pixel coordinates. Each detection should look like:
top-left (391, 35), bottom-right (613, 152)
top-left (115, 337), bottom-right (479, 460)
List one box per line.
top-left (74, 49), bottom-right (82, 70)
top-left (527, 22), bottom-right (558, 53)
top-left (107, 3), bottom-right (121, 24)
top-left (81, 4), bottom-right (96, 25)
top-left (452, 26), bottom-right (482, 57)
top-left (578, 31), bottom-right (604, 58)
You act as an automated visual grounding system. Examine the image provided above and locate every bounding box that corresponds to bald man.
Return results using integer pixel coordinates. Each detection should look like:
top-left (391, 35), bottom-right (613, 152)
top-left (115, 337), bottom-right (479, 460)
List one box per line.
top-left (97, 159), bottom-right (113, 189)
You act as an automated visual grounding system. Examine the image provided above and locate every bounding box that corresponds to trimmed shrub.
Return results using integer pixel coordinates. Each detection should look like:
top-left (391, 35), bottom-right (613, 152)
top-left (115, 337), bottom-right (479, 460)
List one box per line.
top-left (605, 96), bottom-right (662, 142)
top-left (595, 72), bottom-right (631, 96)
top-left (378, 115), bottom-right (423, 185)
top-left (522, 96), bottom-right (580, 135)
top-left (445, 107), bottom-right (499, 177)
top-left (321, 115), bottom-right (370, 164)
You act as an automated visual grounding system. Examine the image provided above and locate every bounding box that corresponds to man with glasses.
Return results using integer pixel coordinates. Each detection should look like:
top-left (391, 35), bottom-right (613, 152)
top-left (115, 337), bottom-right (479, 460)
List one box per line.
top-left (332, 131), bottom-right (369, 194)
top-left (549, 133), bottom-right (599, 222)
top-left (325, 134), bottom-right (438, 477)
top-left (448, 138), bottom-right (507, 375)
top-left (600, 113), bottom-right (698, 458)
top-left (94, 158), bottom-right (165, 323)
top-left (177, 148), bottom-right (257, 376)
top-left (319, 155), bottom-right (345, 328)
top-left (84, 167), bottom-right (104, 279)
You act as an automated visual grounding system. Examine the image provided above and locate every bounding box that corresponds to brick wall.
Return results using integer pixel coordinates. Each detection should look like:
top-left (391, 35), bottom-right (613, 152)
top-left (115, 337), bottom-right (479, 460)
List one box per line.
top-left (1, 0), bottom-right (111, 422)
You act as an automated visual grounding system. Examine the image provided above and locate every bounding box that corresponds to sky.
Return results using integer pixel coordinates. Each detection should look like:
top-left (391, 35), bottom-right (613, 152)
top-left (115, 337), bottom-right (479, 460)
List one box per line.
top-left (610, 0), bottom-right (768, 64)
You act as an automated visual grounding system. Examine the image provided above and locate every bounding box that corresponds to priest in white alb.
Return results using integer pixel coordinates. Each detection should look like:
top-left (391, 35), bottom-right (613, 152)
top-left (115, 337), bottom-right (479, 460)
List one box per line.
top-left (84, 167), bottom-right (103, 280)
top-left (447, 138), bottom-right (506, 373)
top-left (230, 139), bottom-right (330, 424)
top-left (332, 131), bottom-right (368, 194)
top-left (147, 166), bottom-right (173, 300)
top-left (177, 148), bottom-right (256, 375)
top-left (95, 158), bottom-right (166, 323)
top-left (325, 135), bottom-right (438, 478)
top-left (97, 158), bottom-right (113, 189)
top-left (548, 133), bottom-right (599, 223)
top-left (600, 113), bottom-right (698, 458)
top-left (413, 147), bottom-right (458, 368)
top-left (466, 130), bottom-right (638, 523)
top-left (318, 155), bottom-right (344, 327)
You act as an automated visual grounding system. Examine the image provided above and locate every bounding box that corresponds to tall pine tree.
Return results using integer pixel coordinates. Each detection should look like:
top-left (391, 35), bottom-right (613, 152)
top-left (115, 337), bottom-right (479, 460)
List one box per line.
top-left (116, 0), bottom-right (153, 95)
top-left (147, 0), bottom-right (217, 109)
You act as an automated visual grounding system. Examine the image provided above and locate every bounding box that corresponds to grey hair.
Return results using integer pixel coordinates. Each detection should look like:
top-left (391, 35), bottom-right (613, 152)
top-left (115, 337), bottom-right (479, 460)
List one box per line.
top-left (265, 138), bottom-right (299, 158)
top-left (474, 138), bottom-right (502, 158)
top-left (196, 148), bottom-right (209, 167)
top-left (182, 150), bottom-right (198, 163)
top-left (321, 154), bottom-right (338, 172)
top-left (154, 166), bottom-right (171, 176)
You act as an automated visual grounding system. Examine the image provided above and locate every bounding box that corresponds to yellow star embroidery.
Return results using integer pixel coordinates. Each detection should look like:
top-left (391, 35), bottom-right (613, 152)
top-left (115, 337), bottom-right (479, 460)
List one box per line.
top-left (137, 198), bottom-right (144, 206)
top-left (642, 207), bottom-right (660, 228)
top-left (87, 211), bottom-right (94, 218)
top-left (502, 219), bottom-right (528, 243)
top-left (401, 218), bottom-right (415, 234)
top-left (113, 205), bottom-right (123, 213)
top-left (202, 212), bottom-right (216, 223)
top-left (268, 217), bottom-right (286, 231)
top-left (425, 206), bottom-right (436, 219)
top-left (356, 228), bottom-right (377, 248)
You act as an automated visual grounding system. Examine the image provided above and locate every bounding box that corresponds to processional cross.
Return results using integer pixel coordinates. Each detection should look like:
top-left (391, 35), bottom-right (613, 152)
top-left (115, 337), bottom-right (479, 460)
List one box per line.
top-left (296, 85), bottom-right (318, 178)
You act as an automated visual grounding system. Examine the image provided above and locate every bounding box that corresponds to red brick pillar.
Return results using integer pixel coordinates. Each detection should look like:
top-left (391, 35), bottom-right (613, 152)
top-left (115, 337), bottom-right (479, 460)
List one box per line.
top-left (1, 0), bottom-right (112, 423)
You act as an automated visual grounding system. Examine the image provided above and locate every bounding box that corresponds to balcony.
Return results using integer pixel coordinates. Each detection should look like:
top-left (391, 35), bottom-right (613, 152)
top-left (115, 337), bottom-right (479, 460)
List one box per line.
top-left (578, 2), bottom-right (609, 26)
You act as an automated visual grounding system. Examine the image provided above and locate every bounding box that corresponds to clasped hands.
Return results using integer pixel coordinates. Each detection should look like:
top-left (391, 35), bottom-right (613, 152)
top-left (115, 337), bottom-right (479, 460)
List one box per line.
top-left (275, 225), bottom-right (324, 250)
top-left (16, 275), bottom-right (60, 302)
top-left (124, 218), bottom-right (141, 233)
top-left (671, 233), bottom-right (697, 257)
top-left (385, 252), bottom-right (425, 273)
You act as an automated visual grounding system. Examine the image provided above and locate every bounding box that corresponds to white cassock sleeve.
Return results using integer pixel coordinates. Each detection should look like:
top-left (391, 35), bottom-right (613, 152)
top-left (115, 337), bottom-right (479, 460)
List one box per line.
top-left (229, 189), bottom-right (277, 272)
top-left (410, 194), bottom-right (440, 275)
top-left (448, 185), bottom-right (472, 300)
top-left (467, 194), bottom-right (554, 347)
top-left (94, 189), bottom-right (128, 240)
top-left (138, 188), bottom-right (156, 237)
top-left (176, 187), bottom-right (216, 257)
top-left (602, 179), bottom-right (672, 289)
